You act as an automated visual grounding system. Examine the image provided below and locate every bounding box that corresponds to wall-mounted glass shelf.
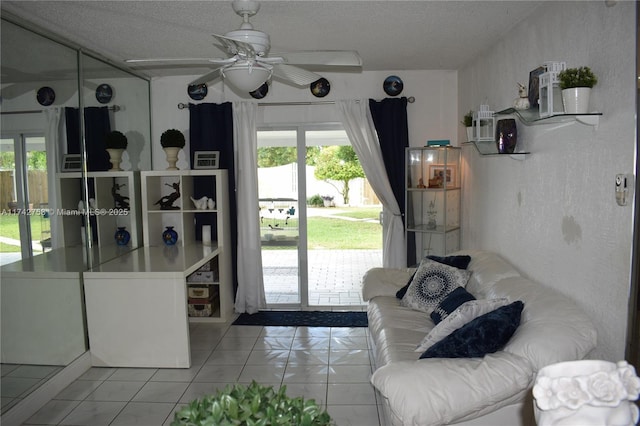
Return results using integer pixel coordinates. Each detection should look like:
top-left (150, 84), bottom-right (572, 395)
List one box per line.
top-left (495, 108), bottom-right (602, 127)
top-left (463, 141), bottom-right (529, 160)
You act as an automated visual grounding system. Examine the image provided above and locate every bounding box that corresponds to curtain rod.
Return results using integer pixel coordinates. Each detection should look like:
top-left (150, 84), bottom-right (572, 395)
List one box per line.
top-left (177, 96), bottom-right (415, 110)
top-left (0, 105), bottom-right (121, 115)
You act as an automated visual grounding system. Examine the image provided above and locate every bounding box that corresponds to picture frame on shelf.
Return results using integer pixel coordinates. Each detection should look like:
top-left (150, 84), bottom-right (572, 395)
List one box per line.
top-left (528, 66), bottom-right (545, 109)
top-left (429, 164), bottom-right (456, 188)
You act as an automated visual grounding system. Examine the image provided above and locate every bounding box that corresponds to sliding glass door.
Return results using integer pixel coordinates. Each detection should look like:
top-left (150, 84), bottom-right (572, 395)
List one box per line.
top-left (257, 125), bottom-right (382, 310)
top-left (0, 133), bottom-right (48, 264)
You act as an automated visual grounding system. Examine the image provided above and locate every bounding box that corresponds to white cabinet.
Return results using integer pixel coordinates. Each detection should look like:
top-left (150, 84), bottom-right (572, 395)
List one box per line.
top-left (56, 171), bottom-right (141, 248)
top-left (405, 146), bottom-right (461, 264)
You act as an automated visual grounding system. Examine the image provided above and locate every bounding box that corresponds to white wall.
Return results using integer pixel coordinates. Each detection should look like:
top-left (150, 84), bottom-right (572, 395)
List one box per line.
top-left (458, 1), bottom-right (636, 361)
top-left (150, 69), bottom-right (458, 170)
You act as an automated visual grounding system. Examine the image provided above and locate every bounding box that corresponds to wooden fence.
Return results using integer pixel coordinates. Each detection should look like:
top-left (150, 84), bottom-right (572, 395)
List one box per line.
top-left (0, 170), bottom-right (48, 211)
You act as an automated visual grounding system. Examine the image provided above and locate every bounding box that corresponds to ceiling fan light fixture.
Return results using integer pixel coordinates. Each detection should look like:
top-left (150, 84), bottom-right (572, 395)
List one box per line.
top-left (222, 63), bottom-right (272, 92)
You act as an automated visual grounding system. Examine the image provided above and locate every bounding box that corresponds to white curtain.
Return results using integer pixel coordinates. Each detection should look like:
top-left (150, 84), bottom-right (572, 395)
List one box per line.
top-left (335, 99), bottom-right (406, 268)
top-left (43, 108), bottom-right (64, 249)
top-left (232, 101), bottom-right (266, 314)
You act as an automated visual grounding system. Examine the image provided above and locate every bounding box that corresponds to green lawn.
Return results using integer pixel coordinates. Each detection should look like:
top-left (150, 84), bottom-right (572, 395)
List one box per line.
top-left (0, 214), bottom-right (48, 252)
top-left (307, 216), bottom-right (381, 249)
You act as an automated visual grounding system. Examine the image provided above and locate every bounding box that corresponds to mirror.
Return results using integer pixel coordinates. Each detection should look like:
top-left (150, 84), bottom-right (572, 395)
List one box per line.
top-left (0, 18), bottom-right (151, 417)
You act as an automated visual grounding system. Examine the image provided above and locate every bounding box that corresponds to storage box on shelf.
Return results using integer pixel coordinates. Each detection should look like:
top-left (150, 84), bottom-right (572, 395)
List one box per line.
top-left (405, 146), bottom-right (461, 264)
top-left (186, 256), bottom-right (223, 321)
top-left (56, 171), bottom-right (141, 248)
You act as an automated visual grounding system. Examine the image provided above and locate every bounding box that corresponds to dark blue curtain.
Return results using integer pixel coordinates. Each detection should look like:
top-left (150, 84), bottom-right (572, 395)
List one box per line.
top-left (189, 102), bottom-right (238, 295)
top-left (65, 107), bottom-right (111, 243)
top-left (65, 106), bottom-right (111, 172)
top-left (368, 97), bottom-right (415, 266)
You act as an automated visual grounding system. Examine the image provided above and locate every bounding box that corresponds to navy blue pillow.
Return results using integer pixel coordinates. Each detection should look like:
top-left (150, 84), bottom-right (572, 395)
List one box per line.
top-left (430, 286), bottom-right (476, 324)
top-left (396, 255), bottom-right (472, 299)
top-left (420, 301), bottom-right (524, 359)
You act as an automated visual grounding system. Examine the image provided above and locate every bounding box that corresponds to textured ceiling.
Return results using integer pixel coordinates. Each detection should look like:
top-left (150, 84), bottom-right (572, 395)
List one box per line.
top-left (1, 0), bottom-right (544, 82)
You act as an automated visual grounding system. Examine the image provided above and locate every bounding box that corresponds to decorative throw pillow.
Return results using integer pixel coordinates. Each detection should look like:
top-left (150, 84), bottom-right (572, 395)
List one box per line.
top-left (419, 301), bottom-right (524, 359)
top-left (416, 298), bottom-right (510, 352)
top-left (396, 255), bottom-right (472, 299)
top-left (430, 287), bottom-right (476, 324)
top-left (400, 258), bottom-right (472, 314)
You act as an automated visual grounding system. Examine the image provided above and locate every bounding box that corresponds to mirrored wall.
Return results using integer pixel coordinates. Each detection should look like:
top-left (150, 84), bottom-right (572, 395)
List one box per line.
top-left (0, 16), bottom-right (151, 417)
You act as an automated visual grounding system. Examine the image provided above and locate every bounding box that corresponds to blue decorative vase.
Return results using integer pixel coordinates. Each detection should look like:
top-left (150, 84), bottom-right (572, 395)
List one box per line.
top-left (495, 118), bottom-right (518, 154)
top-left (162, 226), bottom-right (178, 246)
top-left (114, 227), bottom-right (130, 246)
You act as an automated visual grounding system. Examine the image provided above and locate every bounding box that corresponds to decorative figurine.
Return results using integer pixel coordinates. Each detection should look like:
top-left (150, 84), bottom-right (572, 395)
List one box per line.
top-left (112, 183), bottom-right (130, 210)
top-left (155, 182), bottom-right (181, 210)
top-left (513, 83), bottom-right (531, 110)
top-left (416, 177), bottom-right (427, 188)
top-left (190, 196), bottom-right (209, 210)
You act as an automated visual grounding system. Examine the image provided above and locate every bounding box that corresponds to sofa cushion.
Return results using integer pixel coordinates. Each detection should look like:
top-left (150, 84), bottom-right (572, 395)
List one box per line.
top-left (400, 258), bottom-right (472, 314)
top-left (371, 352), bottom-right (534, 426)
top-left (416, 297), bottom-right (511, 353)
top-left (396, 255), bottom-right (471, 299)
top-left (362, 267), bottom-right (416, 301)
top-left (430, 286), bottom-right (476, 324)
top-left (420, 301), bottom-right (524, 359)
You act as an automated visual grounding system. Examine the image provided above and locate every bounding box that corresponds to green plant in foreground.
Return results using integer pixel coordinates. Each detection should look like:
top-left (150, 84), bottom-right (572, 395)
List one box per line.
top-left (171, 381), bottom-right (332, 426)
top-left (558, 66), bottom-right (598, 89)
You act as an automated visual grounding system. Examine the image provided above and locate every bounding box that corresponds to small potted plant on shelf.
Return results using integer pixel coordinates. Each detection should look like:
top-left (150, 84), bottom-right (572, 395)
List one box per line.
top-left (558, 66), bottom-right (598, 114)
top-left (461, 110), bottom-right (474, 142)
top-left (104, 130), bottom-right (128, 171)
top-left (160, 129), bottom-right (186, 170)
top-left (171, 381), bottom-right (332, 426)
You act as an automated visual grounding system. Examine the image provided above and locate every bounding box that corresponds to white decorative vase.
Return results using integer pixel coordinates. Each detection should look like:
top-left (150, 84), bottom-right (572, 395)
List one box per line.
top-left (562, 87), bottom-right (591, 114)
top-left (106, 148), bottom-right (124, 171)
top-left (533, 360), bottom-right (640, 426)
top-left (163, 147), bottom-right (181, 170)
top-left (466, 127), bottom-right (474, 142)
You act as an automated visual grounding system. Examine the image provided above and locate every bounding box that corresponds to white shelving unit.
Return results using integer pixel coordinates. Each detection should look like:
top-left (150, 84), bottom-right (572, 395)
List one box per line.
top-left (56, 171), bottom-right (141, 248)
top-left (140, 169), bottom-right (232, 323)
top-left (405, 146), bottom-right (461, 264)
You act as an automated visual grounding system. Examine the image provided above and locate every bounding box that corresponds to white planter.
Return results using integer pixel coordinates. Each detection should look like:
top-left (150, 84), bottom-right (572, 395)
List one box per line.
top-left (106, 148), bottom-right (124, 171)
top-left (466, 127), bottom-right (474, 142)
top-left (562, 87), bottom-right (591, 114)
top-left (163, 147), bottom-right (181, 170)
top-left (533, 360), bottom-right (640, 426)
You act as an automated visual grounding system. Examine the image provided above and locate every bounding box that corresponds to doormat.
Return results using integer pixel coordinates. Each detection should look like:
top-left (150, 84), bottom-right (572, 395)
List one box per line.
top-left (232, 311), bottom-right (368, 327)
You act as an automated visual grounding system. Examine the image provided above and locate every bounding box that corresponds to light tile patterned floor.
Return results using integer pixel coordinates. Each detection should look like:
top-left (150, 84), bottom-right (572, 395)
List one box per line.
top-left (22, 323), bottom-right (382, 426)
top-left (262, 249), bottom-right (382, 306)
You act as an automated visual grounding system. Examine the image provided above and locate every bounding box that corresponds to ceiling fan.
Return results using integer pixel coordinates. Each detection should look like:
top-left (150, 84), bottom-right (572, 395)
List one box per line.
top-left (126, 0), bottom-right (362, 92)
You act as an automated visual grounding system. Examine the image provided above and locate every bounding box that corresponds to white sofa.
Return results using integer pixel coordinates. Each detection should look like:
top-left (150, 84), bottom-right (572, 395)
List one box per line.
top-left (363, 250), bottom-right (597, 426)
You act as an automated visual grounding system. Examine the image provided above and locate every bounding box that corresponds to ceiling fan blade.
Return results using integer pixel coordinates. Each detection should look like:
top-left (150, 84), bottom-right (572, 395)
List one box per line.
top-left (212, 33), bottom-right (256, 58)
top-left (126, 58), bottom-right (215, 64)
top-left (278, 51), bottom-right (362, 67)
top-left (272, 64), bottom-right (322, 86)
top-left (190, 68), bottom-right (223, 86)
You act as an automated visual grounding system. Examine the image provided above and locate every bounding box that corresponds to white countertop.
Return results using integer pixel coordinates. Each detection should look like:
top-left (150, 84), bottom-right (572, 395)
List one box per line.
top-left (85, 243), bottom-right (219, 278)
top-left (1, 244), bottom-right (137, 277)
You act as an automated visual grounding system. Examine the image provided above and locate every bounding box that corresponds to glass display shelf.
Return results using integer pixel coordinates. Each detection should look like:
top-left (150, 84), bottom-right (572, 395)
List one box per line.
top-left (495, 107), bottom-right (602, 127)
top-left (463, 141), bottom-right (529, 160)
top-left (407, 224), bottom-right (461, 233)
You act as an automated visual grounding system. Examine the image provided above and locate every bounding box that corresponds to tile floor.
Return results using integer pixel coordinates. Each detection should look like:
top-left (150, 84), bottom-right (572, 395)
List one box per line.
top-left (21, 322), bottom-right (382, 426)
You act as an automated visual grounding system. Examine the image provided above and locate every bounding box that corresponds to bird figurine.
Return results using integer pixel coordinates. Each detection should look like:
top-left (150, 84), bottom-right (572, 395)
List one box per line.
top-left (190, 196), bottom-right (209, 210)
top-left (513, 83), bottom-right (530, 110)
top-left (207, 198), bottom-right (215, 210)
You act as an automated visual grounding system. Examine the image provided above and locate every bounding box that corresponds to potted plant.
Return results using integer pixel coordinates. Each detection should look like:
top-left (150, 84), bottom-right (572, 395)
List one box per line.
top-left (160, 129), bottom-right (186, 170)
top-left (104, 130), bottom-right (128, 171)
top-left (461, 110), bottom-right (474, 142)
top-left (171, 381), bottom-right (332, 425)
top-left (558, 66), bottom-right (598, 114)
